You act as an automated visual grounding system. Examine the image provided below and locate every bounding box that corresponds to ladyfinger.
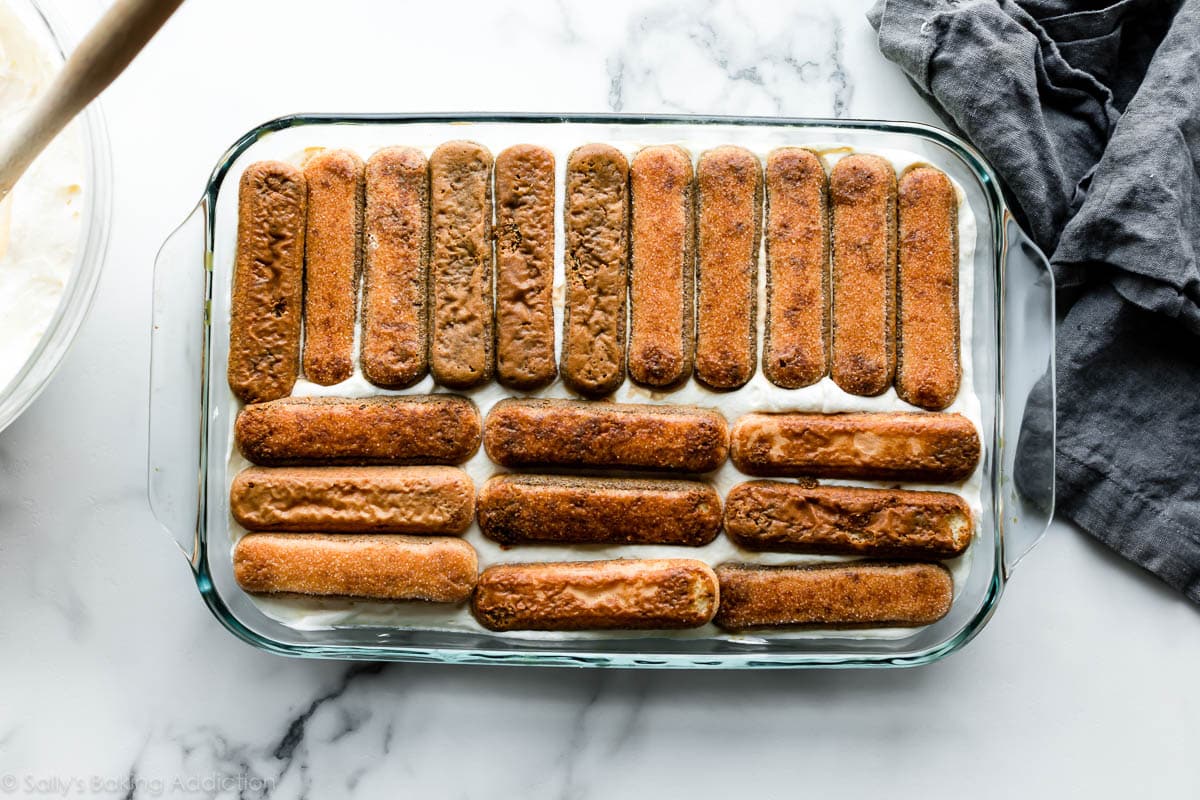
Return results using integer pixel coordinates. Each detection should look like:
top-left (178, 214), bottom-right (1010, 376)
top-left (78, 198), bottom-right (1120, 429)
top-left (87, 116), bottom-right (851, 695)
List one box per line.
top-left (714, 562), bottom-right (953, 630)
top-left (897, 166), bottom-right (960, 410)
top-left (724, 481), bottom-right (973, 558)
top-left (234, 533), bottom-right (478, 603)
top-left (303, 149), bottom-right (364, 386)
top-left (228, 161), bottom-right (306, 404)
top-left (483, 398), bottom-right (728, 473)
top-left (235, 395), bottom-right (481, 466)
top-left (472, 559), bottom-right (719, 631)
top-left (429, 141), bottom-right (494, 389)
top-left (730, 411), bottom-right (980, 482)
top-left (562, 144), bottom-right (629, 397)
top-left (361, 146), bottom-right (429, 389)
top-left (628, 145), bottom-right (695, 388)
top-left (231, 466), bottom-right (475, 535)
top-left (695, 146), bottom-right (761, 390)
top-left (477, 475), bottom-right (721, 546)
top-left (494, 145), bottom-right (558, 391)
top-left (830, 153), bottom-right (897, 396)
top-left (763, 148), bottom-right (830, 388)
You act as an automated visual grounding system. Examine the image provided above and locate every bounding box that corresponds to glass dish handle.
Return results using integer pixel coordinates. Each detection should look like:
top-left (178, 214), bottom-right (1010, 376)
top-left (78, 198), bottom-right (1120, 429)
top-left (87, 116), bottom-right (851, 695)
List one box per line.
top-left (147, 199), bottom-right (208, 569)
top-left (1000, 213), bottom-right (1057, 578)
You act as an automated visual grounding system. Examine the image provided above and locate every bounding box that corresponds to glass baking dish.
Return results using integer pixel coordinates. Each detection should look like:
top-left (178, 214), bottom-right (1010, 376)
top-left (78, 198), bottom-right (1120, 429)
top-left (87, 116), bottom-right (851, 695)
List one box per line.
top-left (148, 113), bottom-right (1055, 669)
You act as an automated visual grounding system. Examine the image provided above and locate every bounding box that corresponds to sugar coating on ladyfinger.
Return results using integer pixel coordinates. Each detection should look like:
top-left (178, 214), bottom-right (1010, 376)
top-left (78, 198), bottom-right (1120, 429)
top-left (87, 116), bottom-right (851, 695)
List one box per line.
top-left (764, 147), bottom-right (830, 389)
top-left (472, 559), bottom-right (719, 631)
top-left (897, 165), bottom-right (961, 410)
top-left (361, 146), bottom-right (430, 389)
top-left (235, 395), bottom-right (481, 466)
top-left (483, 398), bottom-right (729, 473)
top-left (302, 149), bottom-right (364, 386)
top-left (695, 146), bottom-right (762, 390)
top-left (234, 533), bottom-right (478, 603)
top-left (714, 561), bottom-right (953, 631)
top-left (477, 474), bottom-right (721, 546)
top-left (830, 154), bottom-right (897, 397)
top-left (629, 145), bottom-right (695, 388)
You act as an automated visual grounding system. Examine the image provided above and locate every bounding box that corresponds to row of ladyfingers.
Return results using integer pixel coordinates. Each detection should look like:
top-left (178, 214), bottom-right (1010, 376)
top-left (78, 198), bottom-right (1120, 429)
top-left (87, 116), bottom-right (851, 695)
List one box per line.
top-left (234, 536), bottom-right (953, 632)
top-left (234, 395), bottom-right (981, 481)
top-left (228, 144), bottom-right (961, 408)
top-left (231, 466), bottom-right (974, 559)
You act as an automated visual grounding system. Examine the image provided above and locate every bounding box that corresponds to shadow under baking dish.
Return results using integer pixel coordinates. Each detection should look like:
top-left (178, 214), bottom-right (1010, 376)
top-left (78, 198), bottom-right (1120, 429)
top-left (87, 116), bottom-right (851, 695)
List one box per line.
top-left (148, 113), bottom-right (1056, 669)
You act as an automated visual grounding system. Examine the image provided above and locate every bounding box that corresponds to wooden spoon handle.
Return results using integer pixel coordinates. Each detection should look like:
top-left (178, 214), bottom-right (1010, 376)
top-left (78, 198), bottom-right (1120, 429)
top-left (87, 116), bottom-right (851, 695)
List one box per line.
top-left (0, 0), bottom-right (184, 199)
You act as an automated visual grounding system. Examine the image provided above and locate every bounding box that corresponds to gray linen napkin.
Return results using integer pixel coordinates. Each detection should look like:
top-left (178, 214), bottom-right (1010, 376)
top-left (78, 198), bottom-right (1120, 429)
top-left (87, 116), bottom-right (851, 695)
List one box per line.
top-left (868, 0), bottom-right (1200, 602)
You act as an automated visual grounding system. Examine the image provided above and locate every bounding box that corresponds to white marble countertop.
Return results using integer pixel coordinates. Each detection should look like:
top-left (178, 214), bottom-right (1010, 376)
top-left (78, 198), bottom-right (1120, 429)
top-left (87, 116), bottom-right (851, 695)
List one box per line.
top-left (0, 0), bottom-right (1197, 796)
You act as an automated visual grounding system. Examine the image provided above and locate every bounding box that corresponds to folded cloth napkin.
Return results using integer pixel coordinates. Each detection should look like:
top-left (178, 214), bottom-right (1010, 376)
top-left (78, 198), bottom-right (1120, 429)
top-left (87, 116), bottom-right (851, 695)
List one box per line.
top-left (868, 0), bottom-right (1200, 602)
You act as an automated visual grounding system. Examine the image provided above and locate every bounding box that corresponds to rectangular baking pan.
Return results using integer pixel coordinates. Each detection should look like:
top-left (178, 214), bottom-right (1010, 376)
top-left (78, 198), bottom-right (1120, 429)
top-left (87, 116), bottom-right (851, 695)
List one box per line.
top-left (148, 113), bottom-right (1055, 668)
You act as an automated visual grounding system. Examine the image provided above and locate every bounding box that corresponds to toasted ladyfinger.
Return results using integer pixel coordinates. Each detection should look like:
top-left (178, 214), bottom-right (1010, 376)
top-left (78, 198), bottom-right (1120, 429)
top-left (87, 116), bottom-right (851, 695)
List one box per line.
top-left (561, 144), bottom-right (630, 397)
top-left (629, 145), bottom-right (695, 388)
top-left (695, 146), bottom-right (762, 390)
top-left (896, 165), bottom-right (960, 410)
top-left (830, 154), bottom-right (897, 396)
top-left (228, 161), bottom-right (306, 403)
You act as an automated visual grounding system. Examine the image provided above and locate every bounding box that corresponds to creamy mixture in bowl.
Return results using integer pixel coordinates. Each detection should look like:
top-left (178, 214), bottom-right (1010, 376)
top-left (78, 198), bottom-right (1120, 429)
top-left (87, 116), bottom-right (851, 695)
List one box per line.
top-left (0, 0), bottom-right (107, 430)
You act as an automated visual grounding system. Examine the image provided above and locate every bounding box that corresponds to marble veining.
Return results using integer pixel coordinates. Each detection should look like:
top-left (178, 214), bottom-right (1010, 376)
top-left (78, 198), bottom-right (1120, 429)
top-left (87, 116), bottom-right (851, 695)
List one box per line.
top-left (1, 0), bottom-right (1196, 797)
top-left (118, 664), bottom-right (387, 799)
top-left (605, 0), bottom-right (854, 116)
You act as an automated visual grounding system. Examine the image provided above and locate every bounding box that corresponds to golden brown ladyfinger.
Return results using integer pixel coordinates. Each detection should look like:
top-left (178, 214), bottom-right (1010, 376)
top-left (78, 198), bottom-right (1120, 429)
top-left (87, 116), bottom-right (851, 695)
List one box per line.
top-left (714, 562), bottom-right (953, 630)
top-left (695, 146), bottom-right (762, 390)
top-left (477, 475), bottom-right (721, 546)
top-left (302, 149), bottom-right (364, 386)
top-left (483, 398), bottom-right (728, 472)
top-left (562, 144), bottom-right (629, 397)
top-left (228, 161), bottom-right (306, 403)
top-left (897, 166), bottom-right (960, 410)
top-left (629, 145), bottom-right (695, 388)
top-left (361, 146), bottom-right (429, 389)
top-left (429, 141), bottom-right (494, 388)
top-left (235, 395), bottom-right (481, 466)
top-left (472, 559), bottom-right (719, 631)
top-left (764, 148), bottom-right (830, 388)
top-left (231, 466), bottom-right (475, 535)
top-left (724, 481), bottom-right (973, 558)
top-left (730, 411), bottom-right (980, 482)
top-left (494, 145), bottom-right (558, 391)
top-left (830, 153), bottom-right (897, 396)
top-left (234, 533), bottom-right (478, 603)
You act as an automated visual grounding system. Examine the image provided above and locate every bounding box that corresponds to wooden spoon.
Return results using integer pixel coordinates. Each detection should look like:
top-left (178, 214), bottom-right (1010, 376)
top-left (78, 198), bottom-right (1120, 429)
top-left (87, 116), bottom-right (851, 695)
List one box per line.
top-left (0, 0), bottom-right (185, 202)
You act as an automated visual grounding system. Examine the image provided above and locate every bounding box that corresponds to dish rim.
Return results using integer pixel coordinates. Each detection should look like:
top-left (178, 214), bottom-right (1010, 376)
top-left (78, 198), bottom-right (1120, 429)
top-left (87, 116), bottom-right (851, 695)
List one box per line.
top-left (171, 111), bottom-right (1034, 669)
